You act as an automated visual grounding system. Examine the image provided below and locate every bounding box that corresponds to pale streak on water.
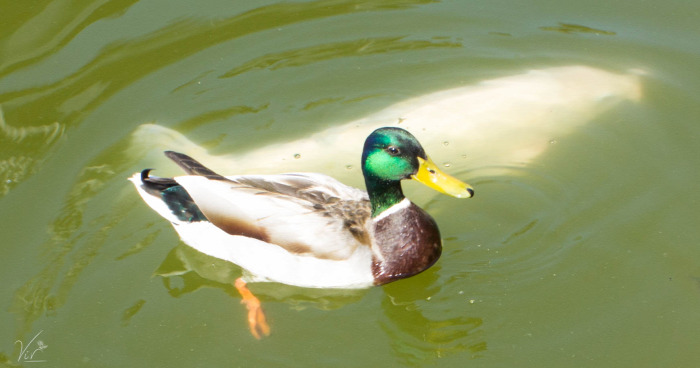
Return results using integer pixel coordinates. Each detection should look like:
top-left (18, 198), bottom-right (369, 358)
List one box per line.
top-left (1, 0), bottom-right (699, 367)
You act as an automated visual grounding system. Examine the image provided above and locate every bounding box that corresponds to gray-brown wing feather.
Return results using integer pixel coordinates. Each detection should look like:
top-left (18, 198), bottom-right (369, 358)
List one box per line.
top-left (165, 151), bottom-right (229, 181)
top-left (230, 174), bottom-right (372, 246)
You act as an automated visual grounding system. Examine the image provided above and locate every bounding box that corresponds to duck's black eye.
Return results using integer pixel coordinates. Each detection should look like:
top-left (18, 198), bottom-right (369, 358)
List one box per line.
top-left (386, 146), bottom-right (400, 155)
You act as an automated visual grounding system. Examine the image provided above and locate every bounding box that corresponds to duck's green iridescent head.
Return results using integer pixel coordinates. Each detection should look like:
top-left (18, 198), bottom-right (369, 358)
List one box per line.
top-left (361, 127), bottom-right (473, 216)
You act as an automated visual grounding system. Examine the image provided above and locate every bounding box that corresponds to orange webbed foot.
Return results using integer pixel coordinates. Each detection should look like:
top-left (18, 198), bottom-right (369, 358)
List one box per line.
top-left (234, 278), bottom-right (270, 339)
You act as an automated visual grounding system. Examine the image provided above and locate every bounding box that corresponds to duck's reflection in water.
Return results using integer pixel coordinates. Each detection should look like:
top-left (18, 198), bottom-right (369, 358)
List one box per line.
top-left (154, 243), bottom-right (485, 361)
top-left (155, 243), bottom-right (367, 309)
top-left (380, 271), bottom-right (486, 364)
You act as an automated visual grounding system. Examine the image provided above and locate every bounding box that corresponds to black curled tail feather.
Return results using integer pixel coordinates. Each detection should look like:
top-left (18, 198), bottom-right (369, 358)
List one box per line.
top-left (139, 168), bottom-right (207, 222)
top-left (141, 169), bottom-right (179, 191)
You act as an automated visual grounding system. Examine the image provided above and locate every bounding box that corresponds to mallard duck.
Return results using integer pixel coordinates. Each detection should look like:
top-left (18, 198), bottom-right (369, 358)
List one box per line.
top-left (130, 127), bottom-right (473, 338)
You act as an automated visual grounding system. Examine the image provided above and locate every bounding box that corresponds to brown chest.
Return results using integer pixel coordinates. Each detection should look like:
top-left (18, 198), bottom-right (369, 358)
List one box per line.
top-left (371, 203), bottom-right (442, 285)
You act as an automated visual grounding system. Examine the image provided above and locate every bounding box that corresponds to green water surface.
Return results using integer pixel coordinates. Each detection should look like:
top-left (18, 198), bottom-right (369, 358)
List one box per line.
top-left (2, 0), bottom-right (699, 367)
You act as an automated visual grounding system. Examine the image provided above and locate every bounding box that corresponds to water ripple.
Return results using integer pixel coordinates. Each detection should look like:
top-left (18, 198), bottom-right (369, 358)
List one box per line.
top-left (442, 164), bottom-right (581, 288)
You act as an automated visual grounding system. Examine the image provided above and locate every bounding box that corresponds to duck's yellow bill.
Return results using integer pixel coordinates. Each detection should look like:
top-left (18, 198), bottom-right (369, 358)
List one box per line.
top-left (411, 157), bottom-right (474, 198)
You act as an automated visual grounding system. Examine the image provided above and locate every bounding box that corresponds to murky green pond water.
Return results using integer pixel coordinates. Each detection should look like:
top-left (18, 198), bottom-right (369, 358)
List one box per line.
top-left (2, 0), bottom-right (700, 366)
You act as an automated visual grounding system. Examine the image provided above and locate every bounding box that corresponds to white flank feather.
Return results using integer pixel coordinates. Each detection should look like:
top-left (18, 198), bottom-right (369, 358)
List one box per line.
top-left (174, 174), bottom-right (368, 260)
top-left (174, 221), bottom-right (374, 288)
